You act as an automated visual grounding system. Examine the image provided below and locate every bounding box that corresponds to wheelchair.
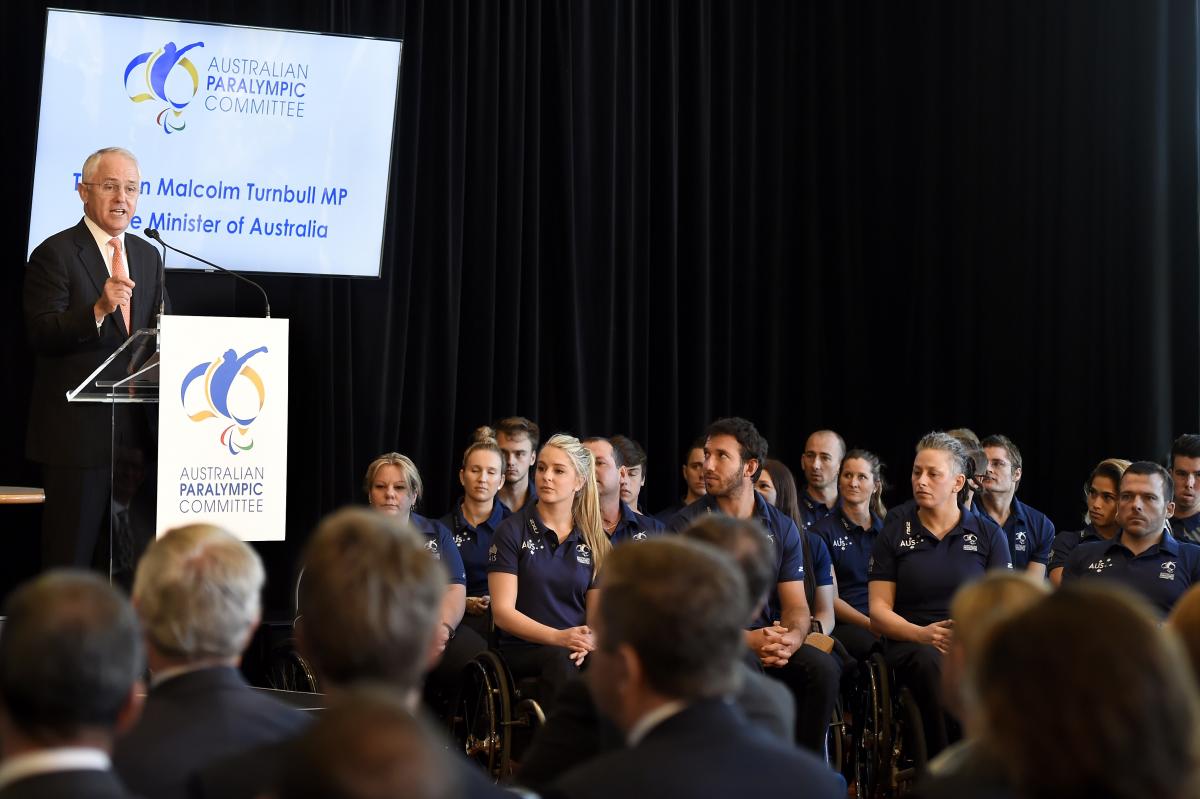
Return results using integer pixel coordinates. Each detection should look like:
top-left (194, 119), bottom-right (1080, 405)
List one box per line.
top-left (262, 570), bottom-right (320, 694)
top-left (448, 645), bottom-right (547, 782)
top-left (852, 651), bottom-right (928, 798)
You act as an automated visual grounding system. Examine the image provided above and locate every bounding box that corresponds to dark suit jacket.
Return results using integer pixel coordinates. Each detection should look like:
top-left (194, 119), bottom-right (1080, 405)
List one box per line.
top-left (0, 768), bottom-right (137, 799)
top-left (113, 666), bottom-right (309, 799)
top-left (24, 218), bottom-right (164, 467)
top-left (516, 662), bottom-right (794, 791)
top-left (547, 699), bottom-right (843, 799)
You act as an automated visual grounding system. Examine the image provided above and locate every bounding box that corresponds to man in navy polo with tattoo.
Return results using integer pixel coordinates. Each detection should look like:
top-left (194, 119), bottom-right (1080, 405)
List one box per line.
top-left (668, 417), bottom-right (839, 756)
top-left (583, 437), bottom-right (664, 546)
top-left (1063, 461), bottom-right (1200, 616)
top-left (1169, 434), bottom-right (1200, 543)
top-left (800, 430), bottom-right (845, 529)
top-left (978, 434), bottom-right (1055, 579)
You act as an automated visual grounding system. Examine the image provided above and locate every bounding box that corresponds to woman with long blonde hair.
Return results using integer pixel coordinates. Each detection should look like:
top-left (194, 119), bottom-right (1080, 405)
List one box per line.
top-left (489, 433), bottom-right (610, 710)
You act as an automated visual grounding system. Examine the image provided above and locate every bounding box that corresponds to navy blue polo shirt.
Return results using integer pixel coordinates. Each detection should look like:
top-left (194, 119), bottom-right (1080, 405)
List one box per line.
top-left (1062, 531), bottom-right (1200, 616)
top-left (411, 512), bottom-right (467, 587)
top-left (868, 504), bottom-right (1012, 626)
top-left (799, 491), bottom-right (836, 530)
top-left (981, 497), bottom-right (1055, 571)
top-left (1173, 513), bottom-right (1200, 545)
top-left (810, 507), bottom-right (883, 616)
top-left (488, 502), bottom-right (597, 646)
top-left (668, 492), bottom-right (806, 630)
top-left (610, 502), bottom-right (666, 547)
top-left (654, 500), bottom-right (688, 524)
top-left (1048, 524), bottom-right (1109, 573)
top-left (440, 499), bottom-right (512, 596)
top-left (498, 477), bottom-right (539, 513)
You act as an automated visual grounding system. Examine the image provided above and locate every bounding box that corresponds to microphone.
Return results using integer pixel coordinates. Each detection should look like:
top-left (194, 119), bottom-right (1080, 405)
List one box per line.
top-left (144, 231), bottom-right (168, 330)
top-left (144, 229), bottom-right (271, 318)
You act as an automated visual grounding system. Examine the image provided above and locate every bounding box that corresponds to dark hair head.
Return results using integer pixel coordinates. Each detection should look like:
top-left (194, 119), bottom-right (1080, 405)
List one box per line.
top-left (680, 515), bottom-right (775, 612)
top-left (583, 436), bottom-right (622, 469)
top-left (597, 538), bottom-right (748, 700)
top-left (684, 435), bottom-right (707, 462)
top-left (1171, 435), bottom-right (1200, 470)
top-left (494, 416), bottom-right (540, 450)
top-left (1123, 461), bottom-right (1175, 506)
top-left (704, 417), bottom-right (768, 482)
top-left (298, 508), bottom-right (447, 690)
top-left (609, 435), bottom-right (647, 469)
top-left (761, 459), bottom-right (803, 529)
top-left (970, 583), bottom-right (1200, 799)
top-left (277, 684), bottom-right (460, 799)
top-left (981, 434), bottom-right (1024, 473)
top-left (0, 570), bottom-right (143, 743)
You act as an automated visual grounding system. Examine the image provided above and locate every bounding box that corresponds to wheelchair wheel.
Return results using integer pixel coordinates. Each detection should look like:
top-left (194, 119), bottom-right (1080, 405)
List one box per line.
top-left (827, 697), bottom-right (847, 775)
top-left (264, 641), bottom-right (319, 693)
top-left (450, 650), bottom-right (512, 781)
top-left (891, 686), bottom-right (927, 793)
top-left (854, 653), bottom-right (892, 799)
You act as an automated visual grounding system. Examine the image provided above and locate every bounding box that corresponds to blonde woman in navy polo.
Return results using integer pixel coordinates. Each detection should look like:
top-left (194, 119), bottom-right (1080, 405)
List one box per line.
top-left (489, 433), bottom-right (611, 712)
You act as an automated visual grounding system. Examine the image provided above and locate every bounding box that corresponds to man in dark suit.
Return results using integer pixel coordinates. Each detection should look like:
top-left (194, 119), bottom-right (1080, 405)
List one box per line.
top-left (516, 514), bottom-right (796, 792)
top-left (24, 146), bottom-right (165, 571)
top-left (0, 571), bottom-right (144, 799)
top-left (192, 508), bottom-right (509, 799)
top-left (113, 524), bottom-right (308, 799)
top-left (548, 538), bottom-right (843, 799)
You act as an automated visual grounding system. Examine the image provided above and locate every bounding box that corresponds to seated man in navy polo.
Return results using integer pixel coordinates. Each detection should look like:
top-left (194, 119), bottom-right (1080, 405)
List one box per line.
top-left (977, 434), bottom-right (1055, 579)
top-left (1169, 434), bottom-right (1200, 543)
top-left (668, 417), bottom-right (839, 756)
top-left (1063, 460), bottom-right (1200, 616)
top-left (583, 437), bottom-right (664, 546)
top-left (800, 429), bottom-right (845, 530)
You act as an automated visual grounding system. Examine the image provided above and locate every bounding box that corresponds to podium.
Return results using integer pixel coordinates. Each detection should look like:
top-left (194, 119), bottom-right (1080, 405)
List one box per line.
top-left (66, 327), bottom-right (162, 583)
top-left (66, 316), bottom-right (290, 581)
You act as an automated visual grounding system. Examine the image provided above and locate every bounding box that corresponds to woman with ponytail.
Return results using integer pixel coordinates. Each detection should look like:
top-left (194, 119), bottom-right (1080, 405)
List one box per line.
top-left (489, 433), bottom-right (610, 709)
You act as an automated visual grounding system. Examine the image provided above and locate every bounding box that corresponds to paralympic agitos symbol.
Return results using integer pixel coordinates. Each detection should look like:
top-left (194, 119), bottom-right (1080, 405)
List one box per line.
top-left (181, 347), bottom-right (268, 455)
top-left (124, 41), bottom-right (205, 133)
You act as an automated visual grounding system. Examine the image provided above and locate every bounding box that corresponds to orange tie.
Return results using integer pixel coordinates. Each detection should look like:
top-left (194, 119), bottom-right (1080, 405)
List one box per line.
top-left (109, 237), bottom-right (131, 335)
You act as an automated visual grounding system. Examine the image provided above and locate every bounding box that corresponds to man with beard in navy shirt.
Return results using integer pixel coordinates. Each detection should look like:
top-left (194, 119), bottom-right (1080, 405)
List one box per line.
top-left (669, 417), bottom-right (839, 756)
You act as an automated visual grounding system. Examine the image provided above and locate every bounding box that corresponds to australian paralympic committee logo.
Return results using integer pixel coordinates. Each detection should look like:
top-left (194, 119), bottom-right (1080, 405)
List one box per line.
top-left (124, 41), bottom-right (205, 133)
top-left (180, 347), bottom-right (268, 455)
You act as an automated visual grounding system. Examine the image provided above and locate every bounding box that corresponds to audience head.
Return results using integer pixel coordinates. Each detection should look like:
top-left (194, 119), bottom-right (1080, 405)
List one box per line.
top-left (587, 538), bottom-right (748, 732)
top-left (942, 572), bottom-right (1048, 722)
top-left (756, 459), bottom-right (802, 528)
top-left (494, 416), bottom-right (540, 489)
top-left (1169, 584), bottom-right (1200, 689)
top-left (980, 434), bottom-right (1024, 496)
top-left (967, 584), bottom-right (1200, 799)
top-left (363, 453), bottom-right (422, 520)
top-left (1119, 461), bottom-right (1175, 541)
top-left (275, 684), bottom-right (462, 799)
top-left (610, 435), bottom-right (647, 510)
top-left (912, 431), bottom-right (970, 510)
top-left (1170, 434), bottom-right (1200, 519)
top-left (538, 433), bottom-right (610, 576)
top-left (703, 417), bottom-right (768, 496)
top-left (680, 515), bottom-right (775, 622)
top-left (297, 508), bottom-right (447, 694)
top-left (458, 427), bottom-right (505, 506)
top-left (840, 448), bottom-right (887, 519)
top-left (681, 436), bottom-right (707, 501)
top-left (582, 437), bottom-right (625, 504)
top-left (801, 429), bottom-right (846, 494)
top-left (1083, 458), bottom-right (1131, 528)
top-left (947, 428), bottom-right (986, 492)
top-left (0, 570), bottom-right (143, 746)
top-left (132, 523), bottom-right (264, 664)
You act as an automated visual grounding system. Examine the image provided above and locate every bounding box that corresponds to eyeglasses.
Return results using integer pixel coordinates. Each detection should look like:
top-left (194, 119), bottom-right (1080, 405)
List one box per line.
top-left (80, 181), bottom-right (141, 197)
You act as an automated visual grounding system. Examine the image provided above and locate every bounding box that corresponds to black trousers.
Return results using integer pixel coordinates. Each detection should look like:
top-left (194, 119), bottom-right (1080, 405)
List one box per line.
top-left (764, 642), bottom-right (842, 755)
top-left (40, 464), bottom-right (110, 570)
top-left (883, 639), bottom-right (957, 757)
top-left (832, 623), bottom-right (878, 664)
top-left (500, 644), bottom-right (582, 715)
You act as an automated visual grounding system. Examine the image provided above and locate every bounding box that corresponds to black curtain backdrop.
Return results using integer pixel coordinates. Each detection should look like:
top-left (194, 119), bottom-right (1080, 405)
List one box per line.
top-left (4, 0), bottom-right (1198, 614)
